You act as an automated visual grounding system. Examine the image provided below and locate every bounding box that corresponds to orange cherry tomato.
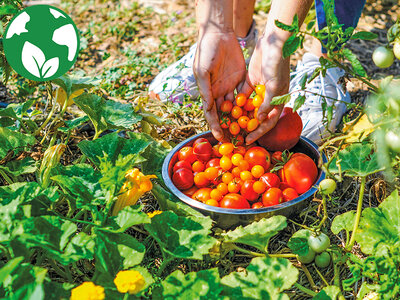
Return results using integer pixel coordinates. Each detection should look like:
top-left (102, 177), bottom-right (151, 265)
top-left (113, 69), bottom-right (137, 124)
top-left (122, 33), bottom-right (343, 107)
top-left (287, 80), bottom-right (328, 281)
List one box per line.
top-left (231, 106), bottom-right (243, 119)
top-left (238, 116), bottom-right (250, 129)
top-left (232, 166), bottom-right (241, 178)
top-left (205, 199), bottom-right (219, 207)
top-left (228, 180), bottom-right (241, 193)
top-left (210, 189), bottom-right (224, 201)
top-left (217, 182), bottom-right (229, 195)
top-left (253, 95), bottom-right (263, 108)
top-left (192, 160), bottom-right (205, 173)
top-left (253, 181), bottom-right (267, 194)
top-left (220, 116), bottom-right (231, 129)
top-left (247, 118), bottom-right (259, 132)
top-left (244, 98), bottom-right (255, 111)
top-left (192, 187), bottom-right (212, 202)
top-left (231, 153), bottom-right (244, 166)
top-left (219, 143), bottom-right (234, 156)
top-left (235, 93), bottom-right (247, 107)
top-left (194, 172), bottom-right (209, 188)
top-left (252, 202), bottom-right (264, 209)
top-left (240, 170), bottom-right (253, 181)
top-left (204, 167), bottom-right (219, 181)
top-left (222, 172), bottom-right (234, 184)
top-left (232, 135), bottom-right (244, 146)
top-left (251, 165), bottom-right (265, 178)
top-left (220, 100), bottom-right (233, 113)
top-left (255, 84), bottom-right (266, 97)
top-left (229, 122), bottom-right (241, 136)
top-left (220, 156), bottom-right (233, 171)
top-left (238, 159), bottom-right (250, 171)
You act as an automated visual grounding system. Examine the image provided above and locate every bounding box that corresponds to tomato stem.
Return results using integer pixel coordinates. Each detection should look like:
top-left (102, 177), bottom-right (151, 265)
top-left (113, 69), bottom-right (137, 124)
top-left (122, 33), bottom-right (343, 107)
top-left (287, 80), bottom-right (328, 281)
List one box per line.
top-left (347, 176), bottom-right (366, 250)
top-left (294, 283), bottom-right (317, 297)
top-left (268, 253), bottom-right (297, 258)
top-left (232, 244), bottom-right (265, 257)
top-left (300, 264), bottom-right (317, 291)
top-left (312, 264), bottom-right (329, 286)
top-left (315, 194), bottom-right (328, 231)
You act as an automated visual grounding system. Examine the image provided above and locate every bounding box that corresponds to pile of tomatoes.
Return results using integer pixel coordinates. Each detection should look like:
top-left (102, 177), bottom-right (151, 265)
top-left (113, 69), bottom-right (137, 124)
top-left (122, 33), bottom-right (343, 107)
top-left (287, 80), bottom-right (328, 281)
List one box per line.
top-left (171, 137), bottom-right (318, 209)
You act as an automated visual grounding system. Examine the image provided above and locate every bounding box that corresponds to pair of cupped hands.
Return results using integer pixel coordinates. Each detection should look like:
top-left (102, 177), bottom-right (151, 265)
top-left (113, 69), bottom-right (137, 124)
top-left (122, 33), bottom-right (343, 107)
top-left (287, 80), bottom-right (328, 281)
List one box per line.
top-left (193, 30), bottom-right (290, 145)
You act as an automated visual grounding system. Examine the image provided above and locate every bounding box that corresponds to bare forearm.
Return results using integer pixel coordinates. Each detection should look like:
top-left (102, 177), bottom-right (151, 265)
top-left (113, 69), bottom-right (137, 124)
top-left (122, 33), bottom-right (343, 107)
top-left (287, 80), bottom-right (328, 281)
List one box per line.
top-left (264, 0), bottom-right (313, 47)
top-left (196, 0), bottom-right (234, 35)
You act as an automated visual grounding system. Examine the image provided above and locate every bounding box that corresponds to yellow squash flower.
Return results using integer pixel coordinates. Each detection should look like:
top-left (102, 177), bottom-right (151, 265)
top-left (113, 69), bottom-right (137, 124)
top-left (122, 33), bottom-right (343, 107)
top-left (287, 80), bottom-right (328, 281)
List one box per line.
top-left (147, 210), bottom-right (162, 218)
top-left (112, 168), bottom-right (156, 216)
top-left (70, 282), bottom-right (105, 300)
top-left (114, 270), bottom-right (145, 294)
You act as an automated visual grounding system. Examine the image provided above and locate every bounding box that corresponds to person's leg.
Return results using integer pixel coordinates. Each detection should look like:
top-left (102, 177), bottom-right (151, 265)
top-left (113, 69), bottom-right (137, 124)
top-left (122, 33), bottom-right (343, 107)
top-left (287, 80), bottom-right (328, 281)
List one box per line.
top-left (288, 0), bottom-right (366, 144)
top-left (149, 0), bottom-right (256, 101)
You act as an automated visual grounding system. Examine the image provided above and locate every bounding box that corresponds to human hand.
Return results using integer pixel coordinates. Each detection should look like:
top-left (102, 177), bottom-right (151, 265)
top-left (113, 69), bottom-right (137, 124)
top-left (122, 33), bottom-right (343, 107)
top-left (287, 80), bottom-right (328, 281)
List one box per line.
top-left (240, 33), bottom-right (290, 145)
top-left (193, 31), bottom-right (246, 142)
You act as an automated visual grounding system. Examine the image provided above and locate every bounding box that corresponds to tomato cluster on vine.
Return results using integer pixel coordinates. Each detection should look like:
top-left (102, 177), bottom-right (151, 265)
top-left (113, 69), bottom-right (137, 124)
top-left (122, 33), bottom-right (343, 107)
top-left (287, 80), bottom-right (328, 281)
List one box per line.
top-left (171, 136), bottom-right (318, 209)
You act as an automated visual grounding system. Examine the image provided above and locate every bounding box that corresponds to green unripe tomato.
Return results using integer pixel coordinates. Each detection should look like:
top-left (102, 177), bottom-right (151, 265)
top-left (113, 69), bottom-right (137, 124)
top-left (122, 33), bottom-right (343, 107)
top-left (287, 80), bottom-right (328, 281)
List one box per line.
top-left (394, 42), bottom-right (400, 60)
top-left (385, 130), bottom-right (400, 152)
top-left (372, 46), bottom-right (394, 68)
top-left (319, 179), bottom-right (336, 195)
top-left (298, 247), bottom-right (316, 264)
top-left (308, 232), bottom-right (330, 253)
top-left (315, 252), bottom-right (331, 268)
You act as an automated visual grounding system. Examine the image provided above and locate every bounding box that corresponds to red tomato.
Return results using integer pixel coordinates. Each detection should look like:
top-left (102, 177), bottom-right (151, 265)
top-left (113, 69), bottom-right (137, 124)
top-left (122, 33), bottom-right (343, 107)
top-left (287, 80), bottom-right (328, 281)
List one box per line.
top-left (283, 153), bottom-right (318, 194)
top-left (206, 158), bottom-right (221, 168)
top-left (220, 193), bottom-right (250, 209)
top-left (279, 182), bottom-right (291, 190)
top-left (240, 180), bottom-right (259, 202)
top-left (172, 168), bottom-right (194, 190)
top-left (193, 141), bottom-right (213, 162)
top-left (271, 151), bottom-right (283, 164)
top-left (258, 107), bottom-right (303, 151)
top-left (244, 146), bottom-right (271, 169)
top-left (183, 186), bottom-right (198, 197)
top-left (260, 173), bottom-right (281, 189)
top-left (193, 138), bottom-right (209, 148)
top-left (178, 146), bottom-right (197, 164)
top-left (212, 145), bottom-right (222, 158)
top-left (262, 188), bottom-right (283, 207)
top-left (282, 187), bottom-right (299, 201)
top-left (251, 202), bottom-right (264, 209)
top-left (173, 160), bottom-right (192, 173)
top-left (192, 188), bottom-right (213, 202)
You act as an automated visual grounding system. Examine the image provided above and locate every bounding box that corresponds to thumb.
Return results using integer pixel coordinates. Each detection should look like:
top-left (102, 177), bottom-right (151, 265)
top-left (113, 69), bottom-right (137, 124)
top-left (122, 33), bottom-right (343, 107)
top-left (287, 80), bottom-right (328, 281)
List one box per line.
top-left (257, 87), bottom-right (275, 122)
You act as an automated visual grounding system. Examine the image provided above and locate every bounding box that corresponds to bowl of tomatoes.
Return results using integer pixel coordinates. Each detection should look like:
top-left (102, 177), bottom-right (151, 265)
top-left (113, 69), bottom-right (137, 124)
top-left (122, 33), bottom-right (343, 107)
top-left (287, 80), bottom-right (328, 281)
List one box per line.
top-left (162, 131), bottom-right (327, 228)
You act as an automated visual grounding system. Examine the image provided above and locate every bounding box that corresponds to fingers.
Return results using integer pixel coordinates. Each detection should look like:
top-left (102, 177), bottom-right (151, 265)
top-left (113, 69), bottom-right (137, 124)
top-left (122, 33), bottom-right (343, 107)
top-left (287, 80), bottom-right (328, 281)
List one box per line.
top-left (239, 74), bottom-right (254, 98)
top-left (216, 96), bottom-right (225, 112)
top-left (245, 105), bottom-right (284, 145)
top-left (203, 100), bottom-right (225, 142)
top-left (225, 91), bottom-right (235, 102)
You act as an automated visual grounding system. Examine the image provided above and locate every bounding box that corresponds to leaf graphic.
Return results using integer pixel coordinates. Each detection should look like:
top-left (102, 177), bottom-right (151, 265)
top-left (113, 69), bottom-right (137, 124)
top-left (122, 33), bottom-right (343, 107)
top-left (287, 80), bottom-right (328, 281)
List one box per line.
top-left (42, 57), bottom-right (59, 78)
top-left (21, 41), bottom-right (45, 78)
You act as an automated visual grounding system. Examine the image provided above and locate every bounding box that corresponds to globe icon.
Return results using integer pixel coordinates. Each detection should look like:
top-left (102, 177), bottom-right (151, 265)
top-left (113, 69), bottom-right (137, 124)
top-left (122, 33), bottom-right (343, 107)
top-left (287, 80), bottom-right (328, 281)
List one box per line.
top-left (3, 5), bottom-right (80, 81)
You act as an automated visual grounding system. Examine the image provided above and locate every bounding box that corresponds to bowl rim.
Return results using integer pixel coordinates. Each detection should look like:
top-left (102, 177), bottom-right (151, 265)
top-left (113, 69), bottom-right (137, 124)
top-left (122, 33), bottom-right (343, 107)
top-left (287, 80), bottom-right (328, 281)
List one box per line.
top-left (162, 131), bottom-right (327, 215)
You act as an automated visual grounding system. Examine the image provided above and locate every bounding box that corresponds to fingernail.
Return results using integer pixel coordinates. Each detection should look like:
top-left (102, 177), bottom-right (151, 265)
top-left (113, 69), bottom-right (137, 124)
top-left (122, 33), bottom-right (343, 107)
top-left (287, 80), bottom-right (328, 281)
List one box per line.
top-left (258, 113), bottom-right (266, 121)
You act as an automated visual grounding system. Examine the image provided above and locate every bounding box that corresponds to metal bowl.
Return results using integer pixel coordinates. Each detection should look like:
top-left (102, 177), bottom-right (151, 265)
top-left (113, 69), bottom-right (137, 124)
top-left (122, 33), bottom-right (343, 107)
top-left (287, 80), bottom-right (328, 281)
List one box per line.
top-left (162, 131), bottom-right (327, 228)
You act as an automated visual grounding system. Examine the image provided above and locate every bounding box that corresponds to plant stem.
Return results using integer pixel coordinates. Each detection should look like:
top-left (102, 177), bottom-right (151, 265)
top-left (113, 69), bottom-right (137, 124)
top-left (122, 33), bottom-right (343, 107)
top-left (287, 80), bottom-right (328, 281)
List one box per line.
top-left (294, 283), bottom-right (318, 297)
top-left (232, 245), bottom-right (265, 257)
top-left (301, 264), bottom-right (317, 291)
top-left (0, 170), bottom-right (13, 185)
top-left (35, 101), bottom-right (57, 137)
top-left (313, 264), bottom-right (329, 286)
top-left (268, 253), bottom-right (297, 258)
top-left (315, 195), bottom-right (328, 230)
top-left (347, 176), bottom-right (366, 250)
top-left (157, 257), bottom-right (174, 277)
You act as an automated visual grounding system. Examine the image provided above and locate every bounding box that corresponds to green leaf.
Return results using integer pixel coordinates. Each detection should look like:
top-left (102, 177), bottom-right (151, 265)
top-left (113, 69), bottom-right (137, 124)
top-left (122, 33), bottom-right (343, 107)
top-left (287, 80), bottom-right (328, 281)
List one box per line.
top-left (299, 73), bottom-right (308, 89)
top-left (78, 131), bottom-right (150, 166)
top-left (0, 127), bottom-right (36, 160)
top-left (306, 20), bottom-right (315, 31)
top-left (356, 190), bottom-right (400, 255)
top-left (288, 237), bottom-right (309, 256)
top-left (51, 164), bottom-right (104, 210)
top-left (53, 74), bottom-right (96, 98)
top-left (270, 94), bottom-right (291, 106)
top-left (274, 20), bottom-right (296, 32)
top-left (144, 211), bottom-right (216, 260)
top-left (342, 48), bottom-right (366, 77)
top-left (0, 257), bottom-right (24, 283)
top-left (74, 93), bottom-right (142, 133)
top-left (0, 100), bottom-right (35, 120)
top-left (328, 143), bottom-right (384, 177)
top-left (331, 211), bottom-right (356, 235)
top-left (0, 157), bottom-right (38, 177)
top-left (105, 206), bottom-right (151, 232)
top-left (223, 216), bottom-right (287, 253)
top-left (313, 285), bottom-right (341, 299)
top-left (282, 35), bottom-right (301, 58)
top-left (221, 256), bottom-right (298, 299)
top-left (0, 117), bottom-right (15, 127)
top-left (93, 230), bottom-right (145, 284)
top-left (351, 31), bottom-right (378, 41)
top-left (293, 95), bottom-right (306, 112)
top-left (57, 116), bottom-right (89, 133)
top-left (156, 268), bottom-right (223, 300)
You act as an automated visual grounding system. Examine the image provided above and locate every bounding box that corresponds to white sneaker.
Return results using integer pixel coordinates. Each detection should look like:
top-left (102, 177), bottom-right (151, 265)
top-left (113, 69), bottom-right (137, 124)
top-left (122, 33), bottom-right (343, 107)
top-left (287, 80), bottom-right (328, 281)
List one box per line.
top-left (149, 21), bottom-right (258, 102)
top-left (287, 53), bottom-right (350, 144)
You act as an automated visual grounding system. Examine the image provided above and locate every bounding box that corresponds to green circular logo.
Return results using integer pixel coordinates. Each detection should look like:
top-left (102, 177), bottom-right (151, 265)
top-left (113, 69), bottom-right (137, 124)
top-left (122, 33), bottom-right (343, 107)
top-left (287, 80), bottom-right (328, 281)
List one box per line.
top-left (3, 5), bottom-right (80, 81)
